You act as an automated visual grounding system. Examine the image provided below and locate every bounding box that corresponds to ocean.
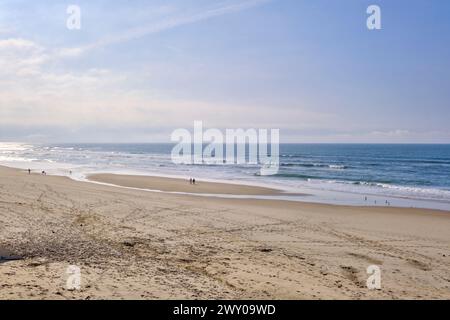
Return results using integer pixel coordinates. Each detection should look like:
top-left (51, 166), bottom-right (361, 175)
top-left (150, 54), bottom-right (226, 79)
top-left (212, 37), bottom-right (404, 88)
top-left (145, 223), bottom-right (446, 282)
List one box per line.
top-left (1, 142), bottom-right (449, 211)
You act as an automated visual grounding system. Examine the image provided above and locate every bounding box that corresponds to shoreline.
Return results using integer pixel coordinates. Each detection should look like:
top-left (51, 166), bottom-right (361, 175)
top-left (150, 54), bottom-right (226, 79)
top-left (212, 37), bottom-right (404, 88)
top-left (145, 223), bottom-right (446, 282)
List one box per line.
top-left (1, 142), bottom-right (450, 212)
top-left (1, 163), bottom-right (449, 211)
top-left (86, 173), bottom-right (450, 212)
top-left (5, 164), bottom-right (449, 214)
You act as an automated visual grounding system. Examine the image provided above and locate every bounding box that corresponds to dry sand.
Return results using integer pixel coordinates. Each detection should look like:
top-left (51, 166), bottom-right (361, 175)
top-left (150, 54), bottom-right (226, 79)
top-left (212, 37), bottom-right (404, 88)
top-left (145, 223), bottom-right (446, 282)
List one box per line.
top-left (0, 165), bottom-right (449, 300)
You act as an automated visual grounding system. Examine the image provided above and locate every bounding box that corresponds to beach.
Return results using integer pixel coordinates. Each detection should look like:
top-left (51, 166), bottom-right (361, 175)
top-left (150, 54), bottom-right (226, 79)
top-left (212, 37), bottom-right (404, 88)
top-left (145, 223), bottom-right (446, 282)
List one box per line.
top-left (0, 165), bottom-right (449, 300)
top-left (88, 173), bottom-right (285, 195)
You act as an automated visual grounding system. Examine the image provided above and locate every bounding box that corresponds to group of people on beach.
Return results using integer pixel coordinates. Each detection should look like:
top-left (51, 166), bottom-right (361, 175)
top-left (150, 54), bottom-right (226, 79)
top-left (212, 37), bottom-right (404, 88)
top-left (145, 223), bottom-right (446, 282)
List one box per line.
top-left (189, 178), bottom-right (196, 185)
top-left (364, 196), bottom-right (391, 206)
top-left (27, 169), bottom-right (72, 176)
top-left (28, 168), bottom-right (46, 175)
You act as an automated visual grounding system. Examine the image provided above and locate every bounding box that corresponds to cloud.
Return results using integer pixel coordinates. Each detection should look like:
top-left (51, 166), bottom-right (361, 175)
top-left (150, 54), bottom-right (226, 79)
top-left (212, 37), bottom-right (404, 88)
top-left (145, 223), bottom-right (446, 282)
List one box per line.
top-left (0, 25), bottom-right (14, 35)
top-left (0, 37), bottom-right (333, 141)
top-left (0, 38), bottom-right (37, 49)
top-left (58, 0), bottom-right (271, 57)
top-left (0, 38), bottom-right (393, 143)
top-left (0, 38), bottom-right (49, 76)
top-left (370, 130), bottom-right (411, 137)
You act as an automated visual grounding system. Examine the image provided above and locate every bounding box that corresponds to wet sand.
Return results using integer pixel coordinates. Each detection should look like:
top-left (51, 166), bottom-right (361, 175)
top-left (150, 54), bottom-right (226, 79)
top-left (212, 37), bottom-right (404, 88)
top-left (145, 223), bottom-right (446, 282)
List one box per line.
top-left (1, 165), bottom-right (449, 300)
top-left (88, 173), bottom-right (284, 195)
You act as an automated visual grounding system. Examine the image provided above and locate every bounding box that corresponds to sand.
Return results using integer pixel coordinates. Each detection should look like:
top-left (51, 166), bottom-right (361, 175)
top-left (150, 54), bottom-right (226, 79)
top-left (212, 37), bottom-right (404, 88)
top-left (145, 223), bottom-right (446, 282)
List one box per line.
top-left (88, 173), bottom-right (284, 195)
top-left (0, 165), bottom-right (449, 300)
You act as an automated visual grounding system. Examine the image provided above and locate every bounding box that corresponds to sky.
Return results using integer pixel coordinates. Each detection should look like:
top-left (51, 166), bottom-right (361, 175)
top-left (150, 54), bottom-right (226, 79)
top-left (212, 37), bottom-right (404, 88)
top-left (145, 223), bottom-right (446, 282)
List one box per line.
top-left (0, 0), bottom-right (449, 143)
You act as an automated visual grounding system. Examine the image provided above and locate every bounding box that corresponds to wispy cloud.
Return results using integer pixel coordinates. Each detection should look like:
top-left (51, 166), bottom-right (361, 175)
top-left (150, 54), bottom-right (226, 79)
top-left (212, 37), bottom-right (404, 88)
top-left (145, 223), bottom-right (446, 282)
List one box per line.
top-left (0, 35), bottom-right (336, 141)
top-left (0, 38), bottom-right (49, 76)
top-left (58, 0), bottom-right (271, 57)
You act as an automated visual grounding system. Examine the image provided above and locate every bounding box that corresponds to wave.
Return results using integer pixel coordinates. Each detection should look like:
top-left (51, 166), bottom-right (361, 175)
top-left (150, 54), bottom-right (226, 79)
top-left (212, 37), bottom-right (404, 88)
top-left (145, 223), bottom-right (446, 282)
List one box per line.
top-left (305, 179), bottom-right (450, 201)
top-left (0, 156), bottom-right (37, 162)
top-left (265, 173), bottom-right (450, 201)
top-left (280, 163), bottom-right (348, 169)
top-left (0, 142), bottom-right (32, 152)
top-left (271, 173), bottom-right (325, 180)
top-left (1, 142), bottom-right (450, 206)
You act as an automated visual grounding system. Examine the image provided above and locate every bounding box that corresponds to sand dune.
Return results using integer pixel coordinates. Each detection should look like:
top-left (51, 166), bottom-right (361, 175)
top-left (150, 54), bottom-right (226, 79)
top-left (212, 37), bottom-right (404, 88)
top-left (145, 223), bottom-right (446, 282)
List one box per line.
top-left (0, 165), bottom-right (449, 300)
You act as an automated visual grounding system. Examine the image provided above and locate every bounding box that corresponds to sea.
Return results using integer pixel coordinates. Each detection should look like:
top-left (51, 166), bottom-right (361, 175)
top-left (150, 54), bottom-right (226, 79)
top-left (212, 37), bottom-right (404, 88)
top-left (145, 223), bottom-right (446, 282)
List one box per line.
top-left (0, 142), bottom-right (449, 211)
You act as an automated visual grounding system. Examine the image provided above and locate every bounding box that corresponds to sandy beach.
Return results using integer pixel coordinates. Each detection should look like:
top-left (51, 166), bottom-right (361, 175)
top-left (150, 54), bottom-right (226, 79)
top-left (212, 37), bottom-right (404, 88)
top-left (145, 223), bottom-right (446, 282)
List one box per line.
top-left (88, 173), bottom-right (285, 195)
top-left (0, 165), bottom-right (449, 300)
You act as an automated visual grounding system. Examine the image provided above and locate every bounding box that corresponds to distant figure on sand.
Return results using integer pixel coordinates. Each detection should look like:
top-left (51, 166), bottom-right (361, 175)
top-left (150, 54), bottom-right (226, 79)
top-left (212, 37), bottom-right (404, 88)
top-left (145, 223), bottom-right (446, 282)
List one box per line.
top-left (28, 169), bottom-right (31, 174)
top-left (41, 171), bottom-right (46, 175)
top-left (192, 178), bottom-right (196, 185)
top-left (189, 178), bottom-right (193, 185)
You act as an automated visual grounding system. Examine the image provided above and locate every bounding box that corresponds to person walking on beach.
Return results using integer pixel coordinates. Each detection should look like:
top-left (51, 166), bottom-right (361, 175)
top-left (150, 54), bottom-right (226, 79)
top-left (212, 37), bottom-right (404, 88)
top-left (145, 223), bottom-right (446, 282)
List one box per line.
top-left (28, 169), bottom-right (31, 174)
top-left (192, 178), bottom-right (196, 185)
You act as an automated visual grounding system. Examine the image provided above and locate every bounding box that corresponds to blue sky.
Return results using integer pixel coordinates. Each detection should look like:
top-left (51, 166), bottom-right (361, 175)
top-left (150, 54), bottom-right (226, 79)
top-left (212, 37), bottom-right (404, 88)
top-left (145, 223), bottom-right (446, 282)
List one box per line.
top-left (0, 0), bottom-right (449, 142)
